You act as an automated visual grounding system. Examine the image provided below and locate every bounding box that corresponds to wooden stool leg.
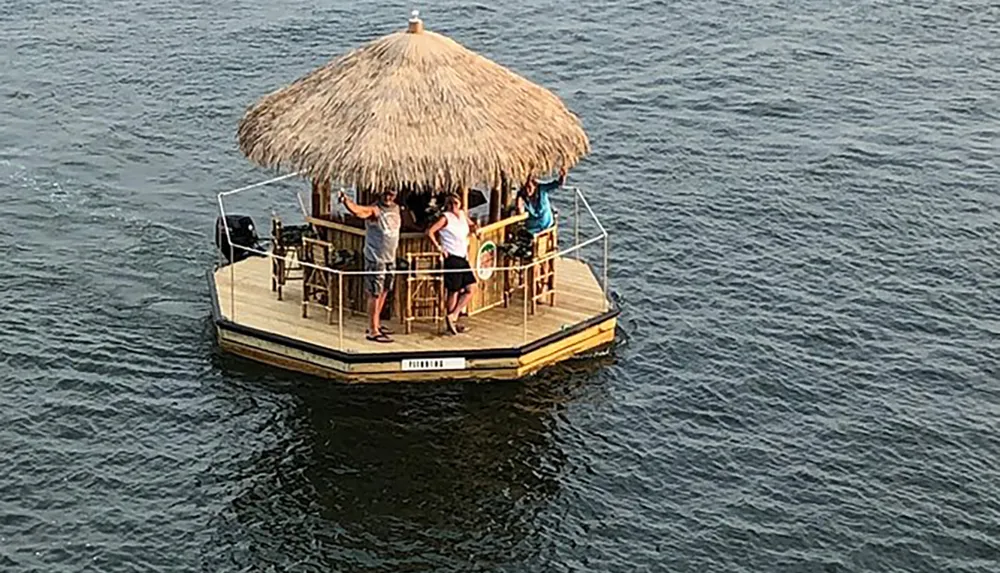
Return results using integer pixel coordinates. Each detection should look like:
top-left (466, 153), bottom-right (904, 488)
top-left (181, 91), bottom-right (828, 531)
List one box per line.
top-left (548, 260), bottom-right (556, 306)
top-left (439, 275), bottom-right (445, 333)
top-left (502, 269), bottom-right (509, 308)
top-left (327, 282), bottom-right (334, 324)
top-left (276, 259), bottom-right (284, 300)
top-left (405, 269), bottom-right (413, 335)
top-left (398, 275), bottom-right (406, 334)
top-left (302, 267), bottom-right (309, 318)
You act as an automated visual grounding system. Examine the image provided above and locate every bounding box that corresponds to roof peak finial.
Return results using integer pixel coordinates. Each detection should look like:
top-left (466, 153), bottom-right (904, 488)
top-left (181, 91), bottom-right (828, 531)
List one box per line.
top-left (407, 9), bottom-right (423, 33)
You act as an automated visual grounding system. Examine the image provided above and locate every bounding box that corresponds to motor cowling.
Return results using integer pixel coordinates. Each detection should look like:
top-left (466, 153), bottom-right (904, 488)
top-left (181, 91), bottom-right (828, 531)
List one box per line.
top-left (215, 215), bottom-right (258, 263)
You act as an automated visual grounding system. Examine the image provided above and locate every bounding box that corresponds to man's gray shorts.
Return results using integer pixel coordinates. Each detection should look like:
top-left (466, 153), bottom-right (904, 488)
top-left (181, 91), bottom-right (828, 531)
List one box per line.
top-left (364, 257), bottom-right (394, 297)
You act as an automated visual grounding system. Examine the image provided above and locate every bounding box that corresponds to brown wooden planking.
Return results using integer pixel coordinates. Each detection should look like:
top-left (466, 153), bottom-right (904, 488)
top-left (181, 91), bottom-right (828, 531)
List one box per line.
top-left (219, 281), bottom-right (602, 353)
top-left (215, 255), bottom-right (608, 356)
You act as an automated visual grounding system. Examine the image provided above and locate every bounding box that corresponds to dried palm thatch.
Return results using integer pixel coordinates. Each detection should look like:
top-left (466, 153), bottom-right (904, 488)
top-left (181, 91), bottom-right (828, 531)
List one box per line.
top-left (237, 13), bottom-right (589, 192)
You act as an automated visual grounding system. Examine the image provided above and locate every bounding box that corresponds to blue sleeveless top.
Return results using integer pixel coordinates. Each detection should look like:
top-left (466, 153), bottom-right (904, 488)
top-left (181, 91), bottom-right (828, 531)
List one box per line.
top-left (520, 180), bottom-right (560, 234)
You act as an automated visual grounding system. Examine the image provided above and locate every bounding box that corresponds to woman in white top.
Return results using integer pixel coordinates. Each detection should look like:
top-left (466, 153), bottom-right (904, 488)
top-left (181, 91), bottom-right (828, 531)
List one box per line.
top-left (427, 194), bottom-right (479, 334)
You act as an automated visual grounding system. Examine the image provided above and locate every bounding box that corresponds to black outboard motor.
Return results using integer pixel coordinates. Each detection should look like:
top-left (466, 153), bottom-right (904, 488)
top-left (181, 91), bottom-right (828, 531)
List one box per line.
top-left (215, 215), bottom-right (259, 264)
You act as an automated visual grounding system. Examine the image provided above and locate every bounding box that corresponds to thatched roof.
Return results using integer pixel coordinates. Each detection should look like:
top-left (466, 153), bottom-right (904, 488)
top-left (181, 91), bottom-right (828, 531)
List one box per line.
top-left (237, 13), bottom-right (589, 191)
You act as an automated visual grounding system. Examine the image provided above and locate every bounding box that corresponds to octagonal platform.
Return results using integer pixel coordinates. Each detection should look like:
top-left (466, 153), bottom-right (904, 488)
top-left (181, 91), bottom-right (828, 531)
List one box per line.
top-left (210, 255), bottom-right (618, 382)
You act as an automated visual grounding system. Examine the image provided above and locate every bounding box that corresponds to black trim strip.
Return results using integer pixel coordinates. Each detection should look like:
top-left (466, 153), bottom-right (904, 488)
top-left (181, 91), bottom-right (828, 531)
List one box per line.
top-left (208, 265), bottom-right (224, 324)
top-left (207, 270), bottom-right (619, 364)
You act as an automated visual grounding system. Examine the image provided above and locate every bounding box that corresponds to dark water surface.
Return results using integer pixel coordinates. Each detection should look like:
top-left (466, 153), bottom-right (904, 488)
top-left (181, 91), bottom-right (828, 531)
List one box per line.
top-left (3, 0), bottom-right (999, 571)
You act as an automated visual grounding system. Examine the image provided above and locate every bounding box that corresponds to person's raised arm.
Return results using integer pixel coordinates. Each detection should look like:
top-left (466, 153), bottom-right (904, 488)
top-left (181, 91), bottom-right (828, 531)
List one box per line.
top-left (426, 215), bottom-right (448, 256)
top-left (538, 168), bottom-right (567, 194)
top-left (337, 191), bottom-right (378, 220)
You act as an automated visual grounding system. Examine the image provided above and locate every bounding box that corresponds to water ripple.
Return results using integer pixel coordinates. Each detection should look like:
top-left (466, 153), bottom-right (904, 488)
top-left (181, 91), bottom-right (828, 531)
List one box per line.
top-left (1, 0), bottom-right (999, 571)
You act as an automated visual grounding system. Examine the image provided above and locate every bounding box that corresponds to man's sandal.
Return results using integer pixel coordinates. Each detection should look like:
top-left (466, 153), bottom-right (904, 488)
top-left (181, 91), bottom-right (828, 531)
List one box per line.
top-left (366, 331), bottom-right (393, 343)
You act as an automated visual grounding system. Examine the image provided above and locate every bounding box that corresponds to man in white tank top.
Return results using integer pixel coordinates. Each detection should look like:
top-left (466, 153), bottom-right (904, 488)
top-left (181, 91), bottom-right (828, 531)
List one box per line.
top-left (427, 194), bottom-right (479, 334)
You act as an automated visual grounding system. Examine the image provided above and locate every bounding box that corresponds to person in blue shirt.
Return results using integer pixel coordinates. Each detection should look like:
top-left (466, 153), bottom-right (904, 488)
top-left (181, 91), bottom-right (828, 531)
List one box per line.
top-left (517, 168), bottom-right (566, 234)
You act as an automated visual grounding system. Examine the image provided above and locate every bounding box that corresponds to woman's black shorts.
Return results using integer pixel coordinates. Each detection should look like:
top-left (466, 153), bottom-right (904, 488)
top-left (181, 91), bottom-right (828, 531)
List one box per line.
top-left (443, 254), bottom-right (477, 293)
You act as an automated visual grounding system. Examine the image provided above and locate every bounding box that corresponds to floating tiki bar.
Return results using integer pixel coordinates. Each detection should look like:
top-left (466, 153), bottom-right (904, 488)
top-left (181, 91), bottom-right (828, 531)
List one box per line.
top-left (210, 12), bottom-right (619, 381)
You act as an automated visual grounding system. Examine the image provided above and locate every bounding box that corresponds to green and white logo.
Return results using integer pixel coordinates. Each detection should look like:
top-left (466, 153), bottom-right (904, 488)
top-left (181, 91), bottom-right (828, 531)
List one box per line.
top-left (476, 241), bottom-right (497, 280)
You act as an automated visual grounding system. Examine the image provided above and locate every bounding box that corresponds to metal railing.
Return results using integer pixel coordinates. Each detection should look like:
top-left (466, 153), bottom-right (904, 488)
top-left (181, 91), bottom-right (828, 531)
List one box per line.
top-left (216, 177), bottom-right (610, 348)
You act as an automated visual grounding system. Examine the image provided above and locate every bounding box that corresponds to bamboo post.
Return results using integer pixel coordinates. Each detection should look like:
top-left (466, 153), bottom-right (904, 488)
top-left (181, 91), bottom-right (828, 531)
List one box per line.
top-left (500, 178), bottom-right (510, 218)
top-left (311, 179), bottom-right (331, 217)
top-left (489, 187), bottom-right (501, 223)
top-left (311, 180), bottom-right (321, 218)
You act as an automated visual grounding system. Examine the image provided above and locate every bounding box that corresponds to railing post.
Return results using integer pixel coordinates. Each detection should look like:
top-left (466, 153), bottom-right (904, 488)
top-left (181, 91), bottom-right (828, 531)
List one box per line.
top-left (338, 272), bottom-right (344, 350)
top-left (574, 190), bottom-right (580, 260)
top-left (603, 232), bottom-right (609, 311)
top-left (230, 245), bottom-right (235, 320)
top-left (522, 263), bottom-right (529, 344)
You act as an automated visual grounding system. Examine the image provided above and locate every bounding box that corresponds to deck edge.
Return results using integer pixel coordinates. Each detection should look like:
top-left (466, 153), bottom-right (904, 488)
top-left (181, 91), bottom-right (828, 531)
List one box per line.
top-left (207, 267), bottom-right (620, 365)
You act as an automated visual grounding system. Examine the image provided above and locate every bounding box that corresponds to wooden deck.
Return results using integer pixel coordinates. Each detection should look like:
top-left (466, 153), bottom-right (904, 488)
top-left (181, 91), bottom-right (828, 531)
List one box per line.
top-left (212, 255), bottom-right (610, 357)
